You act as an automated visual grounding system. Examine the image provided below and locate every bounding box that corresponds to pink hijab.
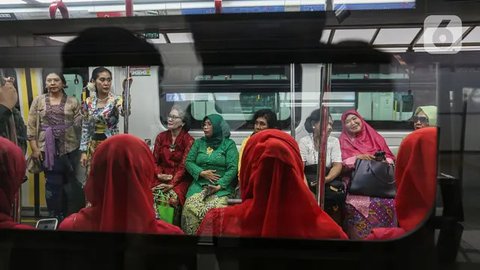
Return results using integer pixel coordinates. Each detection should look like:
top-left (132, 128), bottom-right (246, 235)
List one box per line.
top-left (339, 110), bottom-right (395, 160)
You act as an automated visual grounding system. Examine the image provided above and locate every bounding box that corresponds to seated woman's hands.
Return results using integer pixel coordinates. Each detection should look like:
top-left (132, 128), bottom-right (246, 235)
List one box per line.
top-left (356, 154), bottom-right (375, 160)
top-left (157, 174), bottom-right (173, 182)
top-left (153, 183), bottom-right (173, 191)
top-left (206, 184), bottom-right (221, 195)
top-left (200, 170), bottom-right (220, 182)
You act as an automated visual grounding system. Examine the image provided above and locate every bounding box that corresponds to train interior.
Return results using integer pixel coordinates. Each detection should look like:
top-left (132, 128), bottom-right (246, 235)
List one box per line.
top-left (0, 0), bottom-right (479, 269)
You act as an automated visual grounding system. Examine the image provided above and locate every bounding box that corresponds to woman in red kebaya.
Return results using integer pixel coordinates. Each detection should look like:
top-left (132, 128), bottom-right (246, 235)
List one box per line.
top-left (152, 105), bottom-right (194, 217)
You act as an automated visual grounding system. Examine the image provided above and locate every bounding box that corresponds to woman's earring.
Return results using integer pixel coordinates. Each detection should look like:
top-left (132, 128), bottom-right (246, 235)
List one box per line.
top-left (312, 126), bottom-right (315, 129)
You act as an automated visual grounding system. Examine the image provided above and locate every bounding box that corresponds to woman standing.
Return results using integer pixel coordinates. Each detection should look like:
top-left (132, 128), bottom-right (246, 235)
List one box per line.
top-left (28, 71), bottom-right (82, 220)
top-left (182, 114), bottom-right (239, 234)
top-left (79, 67), bottom-right (128, 174)
top-left (152, 105), bottom-right (194, 216)
top-left (339, 110), bottom-right (396, 240)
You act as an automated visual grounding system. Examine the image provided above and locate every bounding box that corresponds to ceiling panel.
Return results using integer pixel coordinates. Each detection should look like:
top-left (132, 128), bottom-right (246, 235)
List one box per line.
top-left (373, 28), bottom-right (420, 45)
top-left (463, 27), bottom-right (480, 43)
top-left (166, 32), bottom-right (194, 43)
top-left (320, 29), bottom-right (331, 44)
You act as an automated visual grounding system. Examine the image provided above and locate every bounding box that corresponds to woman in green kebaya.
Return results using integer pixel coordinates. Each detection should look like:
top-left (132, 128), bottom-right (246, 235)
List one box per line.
top-left (181, 114), bottom-right (239, 234)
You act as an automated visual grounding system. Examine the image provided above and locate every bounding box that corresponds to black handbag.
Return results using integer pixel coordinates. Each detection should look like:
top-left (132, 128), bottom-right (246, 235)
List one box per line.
top-left (349, 159), bottom-right (396, 198)
top-left (304, 165), bottom-right (346, 203)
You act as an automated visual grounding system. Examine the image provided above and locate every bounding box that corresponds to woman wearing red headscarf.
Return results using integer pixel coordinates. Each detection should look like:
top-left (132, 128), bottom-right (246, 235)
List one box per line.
top-left (196, 129), bottom-right (347, 239)
top-left (339, 110), bottom-right (396, 240)
top-left (367, 127), bottom-right (437, 240)
top-left (0, 137), bottom-right (32, 229)
top-left (59, 134), bottom-right (183, 234)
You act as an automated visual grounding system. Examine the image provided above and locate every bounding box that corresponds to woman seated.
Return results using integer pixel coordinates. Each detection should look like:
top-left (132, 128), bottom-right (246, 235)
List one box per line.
top-left (0, 137), bottom-right (33, 229)
top-left (238, 109), bottom-right (277, 174)
top-left (299, 110), bottom-right (342, 185)
top-left (152, 106), bottom-right (194, 222)
top-left (299, 110), bottom-right (343, 223)
top-left (412, 106), bottom-right (437, 130)
top-left (196, 129), bottom-right (347, 239)
top-left (181, 114), bottom-right (238, 235)
top-left (339, 110), bottom-right (396, 240)
top-left (59, 134), bottom-right (183, 234)
top-left (367, 127), bottom-right (437, 239)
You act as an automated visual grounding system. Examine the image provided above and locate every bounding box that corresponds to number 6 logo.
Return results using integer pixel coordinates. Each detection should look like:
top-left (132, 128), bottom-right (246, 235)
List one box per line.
top-left (423, 15), bottom-right (462, 54)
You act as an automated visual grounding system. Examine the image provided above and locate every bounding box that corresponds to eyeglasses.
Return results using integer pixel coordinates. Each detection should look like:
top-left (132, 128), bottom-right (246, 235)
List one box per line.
top-left (412, 116), bottom-right (429, 124)
top-left (168, 114), bottom-right (182, 120)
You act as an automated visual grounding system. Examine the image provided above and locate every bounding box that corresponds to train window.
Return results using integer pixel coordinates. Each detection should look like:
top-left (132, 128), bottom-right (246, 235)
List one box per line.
top-left (159, 65), bottom-right (301, 132)
top-left (328, 64), bottom-right (437, 131)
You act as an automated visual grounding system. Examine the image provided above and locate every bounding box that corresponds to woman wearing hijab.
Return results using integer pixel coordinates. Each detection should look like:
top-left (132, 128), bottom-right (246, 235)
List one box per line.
top-left (367, 127), bottom-right (437, 239)
top-left (59, 134), bottom-right (183, 234)
top-left (339, 110), bottom-right (396, 240)
top-left (0, 137), bottom-right (32, 229)
top-left (196, 129), bottom-right (347, 239)
top-left (412, 106), bottom-right (437, 130)
top-left (181, 114), bottom-right (239, 235)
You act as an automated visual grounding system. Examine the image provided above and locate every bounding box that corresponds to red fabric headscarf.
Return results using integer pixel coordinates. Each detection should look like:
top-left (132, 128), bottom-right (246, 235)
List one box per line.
top-left (0, 137), bottom-right (32, 229)
top-left (339, 110), bottom-right (395, 160)
top-left (197, 130), bottom-right (347, 239)
top-left (59, 134), bottom-right (183, 234)
top-left (367, 127), bottom-right (438, 240)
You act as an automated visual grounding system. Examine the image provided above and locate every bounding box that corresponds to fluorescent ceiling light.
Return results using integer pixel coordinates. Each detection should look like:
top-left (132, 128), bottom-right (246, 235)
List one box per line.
top-left (166, 33), bottom-right (193, 43)
top-left (463, 27), bottom-right (480, 43)
top-left (376, 47), bottom-right (409, 53)
top-left (331, 28), bottom-right (377, 44)
top-left (49, 35), bottom-right (76, 43)
top-left (373, 28), bottom-right (420, 45)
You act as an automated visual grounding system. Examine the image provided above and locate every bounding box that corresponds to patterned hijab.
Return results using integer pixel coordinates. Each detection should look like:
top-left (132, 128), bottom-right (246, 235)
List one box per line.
top-left (203, 114), bottom-right (230, 149)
